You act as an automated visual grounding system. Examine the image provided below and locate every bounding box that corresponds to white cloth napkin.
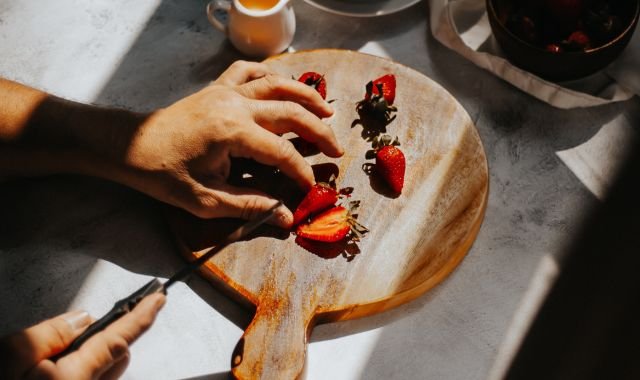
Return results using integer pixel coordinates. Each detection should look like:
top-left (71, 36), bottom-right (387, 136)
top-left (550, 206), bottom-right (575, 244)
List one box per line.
top-left (429, 0), bottom-right (640, 108)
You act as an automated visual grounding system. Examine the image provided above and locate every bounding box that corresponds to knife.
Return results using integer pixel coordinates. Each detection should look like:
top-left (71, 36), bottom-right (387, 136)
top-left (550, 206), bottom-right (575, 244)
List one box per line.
top-left (52, 201), bottom-right (283, 360)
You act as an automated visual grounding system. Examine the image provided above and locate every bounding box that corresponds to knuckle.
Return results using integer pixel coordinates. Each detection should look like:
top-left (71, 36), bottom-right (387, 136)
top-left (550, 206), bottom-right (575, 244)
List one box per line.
top-left (231, 60), bottom-right (250, 71)
top-left (263, 74), bottom-right (283, 91)
top-left (193, 191), bottom-right (222, 219)
top-left (44, 321), bottom-right (70, 352)
top-left (134, 313), bottom-right (156, 331)
top-left (316, 123), bottom-right (334, 141)
top-left (240, 197), bottom-right (262, 221)
top-left (283, 101), bottom-right (306, 120)
top-left (106, 335), bottom-right (129, 361)
top-left (278, 140), bottom-right (298, 163)
top-left (229, 126), bottom-right (251, 145)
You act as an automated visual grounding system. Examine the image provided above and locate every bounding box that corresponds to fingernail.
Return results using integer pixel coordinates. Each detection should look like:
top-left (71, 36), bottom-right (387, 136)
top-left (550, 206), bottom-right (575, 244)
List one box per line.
top-left (275, 206), bottom-right (293, 228)
top-left (148, 293), bottom-right (166, 312)
top-left (325, 102), bottom-right (334, 115)
top-left (145, 293), bottom-right (167, 313)
top-left (63, 310), bottom-right (92, 332)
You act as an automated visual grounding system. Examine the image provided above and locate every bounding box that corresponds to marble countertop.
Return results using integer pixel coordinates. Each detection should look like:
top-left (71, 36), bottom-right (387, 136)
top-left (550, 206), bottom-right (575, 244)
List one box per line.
top-left (1, 1), bottom-right (639, 379)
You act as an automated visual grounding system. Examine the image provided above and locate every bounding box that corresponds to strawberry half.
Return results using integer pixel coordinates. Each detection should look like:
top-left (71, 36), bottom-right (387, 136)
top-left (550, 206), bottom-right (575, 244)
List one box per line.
top-left (365, 74), bottom-right (396, 105)
top-left (297, 71), bottom-right (327, 100)
top-left (373, 135), bottom-right (406, 194)
top-left (292, 177), bottom-right (353, 226)
top-left (296, 201), bottom-right (368, 243)
top-left (356, 74), bottom-right (398, 125)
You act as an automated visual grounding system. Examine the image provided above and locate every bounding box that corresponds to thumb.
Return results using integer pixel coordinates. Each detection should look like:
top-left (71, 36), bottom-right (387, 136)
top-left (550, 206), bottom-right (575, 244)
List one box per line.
top-left (198, 183), bottom-right (293, 228)
top-left (0, 310), bottom-right (92, 378)
top-left (58, 293), bottom-right (166, 380)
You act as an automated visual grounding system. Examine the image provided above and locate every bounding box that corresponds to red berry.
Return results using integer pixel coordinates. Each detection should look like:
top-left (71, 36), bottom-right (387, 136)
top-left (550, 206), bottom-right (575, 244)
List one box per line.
top-left (545, 43), bottom-right (563, 53)
top-left (296, 202), bottom-right (368, 243)
top-left (297, 72), bottom-right (327, 100)
top-left (377, 145), bottom-right (405, 194)
top-left (567, 30), bottom-right (591, 50)
top-left (365, 74), bottom-right (396, 105)
top-left (357, 74), bottom-right (398, 125)
top-left (372, 135), bottom-right (406, 195)
top-left (292, 182), bottom-right (338, 226)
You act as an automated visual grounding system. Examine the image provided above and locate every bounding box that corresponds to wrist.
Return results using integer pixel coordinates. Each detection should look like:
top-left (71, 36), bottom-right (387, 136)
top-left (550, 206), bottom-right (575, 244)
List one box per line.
top-left (0, 93), bottom-right (150, 184)
top-left (64, 104), bottom-right (151, 184)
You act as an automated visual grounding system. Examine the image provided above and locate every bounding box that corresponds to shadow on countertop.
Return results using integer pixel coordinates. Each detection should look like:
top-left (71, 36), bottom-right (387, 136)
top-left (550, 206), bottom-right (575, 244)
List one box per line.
top-left (0, 175), bottom-right (252, 332)
top-left (4, 1), bottom-right (640, 379)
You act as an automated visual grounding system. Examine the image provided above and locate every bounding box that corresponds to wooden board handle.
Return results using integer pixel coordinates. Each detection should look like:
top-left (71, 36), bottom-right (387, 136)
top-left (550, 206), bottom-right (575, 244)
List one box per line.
top-left (232, 295), bottom-right (310, 380)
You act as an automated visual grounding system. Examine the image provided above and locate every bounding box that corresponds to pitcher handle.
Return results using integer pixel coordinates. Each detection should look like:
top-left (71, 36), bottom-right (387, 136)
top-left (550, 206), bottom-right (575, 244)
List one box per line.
top-left (206, 0), bottom-right (231, 34)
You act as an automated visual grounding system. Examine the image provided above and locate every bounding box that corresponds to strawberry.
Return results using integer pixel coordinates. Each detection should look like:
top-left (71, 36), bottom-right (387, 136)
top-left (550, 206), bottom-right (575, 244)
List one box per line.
top-left (356, 74), bottom-right (398, 125)
top-left (292, 177), bottom-right (352, 226)
top-left (365, 74), bottom-right (396, 105)
top-left (373, 135), bottom-right (405, 194)
top-left (565, 30), bottom-right (591, 50)
top-left (297, 71), bottom-right (327, 100)
top-left (545, 43), bottom-right (563, 53)
top-left (296, 201), bottom-right (368, 243)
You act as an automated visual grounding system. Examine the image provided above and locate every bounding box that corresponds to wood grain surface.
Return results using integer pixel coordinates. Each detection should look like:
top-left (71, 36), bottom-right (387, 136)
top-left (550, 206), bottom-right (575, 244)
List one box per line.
top-left (167, 49), bottom-right (489, 380)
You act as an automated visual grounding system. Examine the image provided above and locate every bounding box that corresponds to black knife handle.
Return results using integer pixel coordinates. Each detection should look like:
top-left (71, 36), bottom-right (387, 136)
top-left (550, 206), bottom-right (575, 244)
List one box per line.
top-left (51, 278), bottom-right (164, 361)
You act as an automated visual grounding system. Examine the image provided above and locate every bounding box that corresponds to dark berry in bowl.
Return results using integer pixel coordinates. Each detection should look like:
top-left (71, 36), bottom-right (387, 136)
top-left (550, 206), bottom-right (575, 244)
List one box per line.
top-left (487, 0), bottom-right (640, 81)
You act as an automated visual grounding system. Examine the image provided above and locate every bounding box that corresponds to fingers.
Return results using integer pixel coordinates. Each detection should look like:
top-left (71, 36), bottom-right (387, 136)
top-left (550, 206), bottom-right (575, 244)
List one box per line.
top-left (100, 353), bottom-right (131, 380)
top-left (23, 359), bottom-right (57, 380)
top-left (237, 74), bottom-right (334, 118)
top-left (0, 310), bottom-right (92, 379)
top-left (24, 310), bottom-right (93, 360)
top-left (215, 60), bottom-right (273, 86)
top-left (230, 126), bottom-right (315, 190)
top-left (60, 293), bottom-right (165, 379)
top-left (194, 182), bottom-right (294, 228)
top-left (250, 100), bottom-right (343, 158)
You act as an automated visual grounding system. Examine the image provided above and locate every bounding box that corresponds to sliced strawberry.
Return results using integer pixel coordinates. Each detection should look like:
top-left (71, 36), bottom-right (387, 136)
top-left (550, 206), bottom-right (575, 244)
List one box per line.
top-left (373, 135), bottom-right (405, 194)
top-left (292, 182), bottom-right (338, 226)
top-left (292, 176), bottom-right (353, 226)
top-left (297, 71), bottom-right (327, 100)
top-left (296, 206), bottom-right (350, 242)
top-left (365, 74), bottom-right (396, 105)
top-left (296, 202), bottom-right (368, 243)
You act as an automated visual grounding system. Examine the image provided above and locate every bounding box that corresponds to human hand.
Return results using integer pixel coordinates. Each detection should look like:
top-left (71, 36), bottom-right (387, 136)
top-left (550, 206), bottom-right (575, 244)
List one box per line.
top-left (0, 293), bottom-right (166, 380)
top-left (116, 61), bottom-right (342, 228)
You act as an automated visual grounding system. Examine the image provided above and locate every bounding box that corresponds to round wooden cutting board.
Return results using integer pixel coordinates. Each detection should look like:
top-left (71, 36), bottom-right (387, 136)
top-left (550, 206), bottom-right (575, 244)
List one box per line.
top-left (167, 49), bottom-right (489, 380)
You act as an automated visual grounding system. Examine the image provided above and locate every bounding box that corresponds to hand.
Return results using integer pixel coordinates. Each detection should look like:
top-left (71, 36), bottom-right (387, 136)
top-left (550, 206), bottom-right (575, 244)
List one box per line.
top-left (116, 61), bottom-right (343, 227)
top-left (0, 293), bottom-right (166, 380)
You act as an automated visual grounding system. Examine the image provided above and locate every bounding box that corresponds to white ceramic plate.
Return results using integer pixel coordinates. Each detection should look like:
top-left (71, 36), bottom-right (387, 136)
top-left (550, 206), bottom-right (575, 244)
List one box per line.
top-left (304, 0), bottom-right (421, 17)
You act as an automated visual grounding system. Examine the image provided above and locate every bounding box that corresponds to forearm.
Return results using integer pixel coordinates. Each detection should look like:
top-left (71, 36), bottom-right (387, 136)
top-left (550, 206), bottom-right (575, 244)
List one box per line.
top-left (0, 78), bottom-right (147, 181)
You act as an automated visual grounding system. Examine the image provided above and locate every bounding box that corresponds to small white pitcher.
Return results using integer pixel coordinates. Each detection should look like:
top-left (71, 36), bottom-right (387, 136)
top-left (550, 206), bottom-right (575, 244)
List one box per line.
top-left (206, 0), bottom-right (296, 57)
